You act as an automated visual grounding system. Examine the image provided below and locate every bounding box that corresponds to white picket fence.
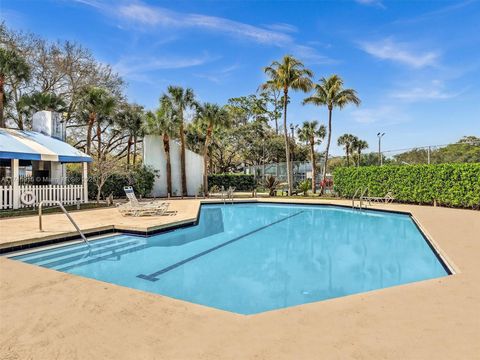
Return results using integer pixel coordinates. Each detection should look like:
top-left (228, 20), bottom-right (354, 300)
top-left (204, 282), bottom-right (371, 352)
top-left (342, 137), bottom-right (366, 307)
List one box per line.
top-left (0, 184), bottom-right (85, 210)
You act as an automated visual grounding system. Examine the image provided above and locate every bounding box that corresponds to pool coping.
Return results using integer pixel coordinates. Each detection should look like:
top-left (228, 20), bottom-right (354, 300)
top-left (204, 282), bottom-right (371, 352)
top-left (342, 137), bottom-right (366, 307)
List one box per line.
top-left (0, 199), bottom-right (456, 275)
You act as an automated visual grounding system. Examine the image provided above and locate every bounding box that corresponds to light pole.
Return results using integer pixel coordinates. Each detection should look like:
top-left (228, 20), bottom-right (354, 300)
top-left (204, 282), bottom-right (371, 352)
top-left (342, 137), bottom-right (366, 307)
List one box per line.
top-left (377, 132), bottom-right (385, 166)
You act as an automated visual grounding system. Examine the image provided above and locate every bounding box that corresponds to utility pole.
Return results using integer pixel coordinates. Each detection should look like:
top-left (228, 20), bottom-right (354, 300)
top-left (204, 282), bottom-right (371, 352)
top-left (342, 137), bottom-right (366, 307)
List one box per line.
top-left (377, 132), bottom-right (385, 166)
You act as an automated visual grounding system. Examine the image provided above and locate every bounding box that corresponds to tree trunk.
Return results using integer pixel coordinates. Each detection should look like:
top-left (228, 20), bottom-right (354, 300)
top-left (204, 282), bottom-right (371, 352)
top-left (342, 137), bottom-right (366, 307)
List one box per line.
top-left (96, 121), bottom-right (102, 161)
top-left (357, 149), bottom-right (361, 167)
top-left (179, 119), bottom-right (188, 197)
top-left (163, 135), bottom-right (172, 196)
top-left (310, 140), bottom-right (316, 194)
top-left (86, 113), bottom-right (95, 155)
top-left (133, 135), bottom-right (137, 165)
top-left (126, 135), bottom-right (132, 168)
top-left (203, 123), bottom-right (213, 195)
top-left (321, 107), bottom-right (333, 195)
top-left (283, 88), bottom-right (292, 195)
top-left (274, 117), bottom-right (278, 135)
top-left (346, 146), bottom-right (350, 166)
top-left (0, 75), bottom-right (5, 128)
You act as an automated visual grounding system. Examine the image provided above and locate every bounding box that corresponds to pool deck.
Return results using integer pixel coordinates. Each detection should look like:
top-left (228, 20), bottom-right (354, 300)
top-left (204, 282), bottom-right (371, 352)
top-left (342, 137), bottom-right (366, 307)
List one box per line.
top-left (1, 198), bottom-right (479, 359)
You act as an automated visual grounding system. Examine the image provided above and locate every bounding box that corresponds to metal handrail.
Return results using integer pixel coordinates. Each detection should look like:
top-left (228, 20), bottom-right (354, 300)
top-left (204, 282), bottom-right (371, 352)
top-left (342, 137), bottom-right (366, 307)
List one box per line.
top-left (39, 200), bottom-right (91, 248)
top-left (359, 187), bottom-right (369, 209)
top-left (352, 186), bottom-right (363, 208)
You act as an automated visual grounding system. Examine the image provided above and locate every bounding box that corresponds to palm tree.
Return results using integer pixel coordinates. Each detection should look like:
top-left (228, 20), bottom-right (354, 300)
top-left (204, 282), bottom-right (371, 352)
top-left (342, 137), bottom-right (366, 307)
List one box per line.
top-left (303, 75), bottom-right (360, 194)
top-left (161, 86), bottom-right (197, 197)
top-left (337, 134), bottom-right (357, 166)
top-left (352, 138), bottom-right (368, 167)
top-left (0, 48), bottom-right (30, 128)
top-left (115, 103), bottom-right (145, 167)
top-left (78, 87), bottom-right (116, 158)
top-left (297, 121), bottom-right (326, 193)
top-left (18, 92), bottom-right (67, 113)
top-left (262, 55), bottom-right (313, 195)
top-left (194, 103), bottom-right (230, 195)
top-left (144, 104), bottom-right (178, 196)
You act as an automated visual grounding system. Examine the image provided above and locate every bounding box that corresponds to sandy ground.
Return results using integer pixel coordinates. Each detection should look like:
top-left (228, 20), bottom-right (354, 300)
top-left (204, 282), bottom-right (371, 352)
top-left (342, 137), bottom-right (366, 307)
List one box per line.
top-left (1, 199), bottom-right (480, 359)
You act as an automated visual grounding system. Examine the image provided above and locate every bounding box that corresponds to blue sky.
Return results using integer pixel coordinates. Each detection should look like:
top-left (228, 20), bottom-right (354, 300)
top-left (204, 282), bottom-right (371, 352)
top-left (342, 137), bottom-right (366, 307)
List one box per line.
top-left (2, 0), bottom-right (480, 155)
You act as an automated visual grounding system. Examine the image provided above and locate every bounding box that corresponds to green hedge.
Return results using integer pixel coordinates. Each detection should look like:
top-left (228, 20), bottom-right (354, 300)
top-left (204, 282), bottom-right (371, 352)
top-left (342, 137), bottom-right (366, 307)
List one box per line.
top-left (68, 166), bottom-right (156, 200)
top-left (208, 173), bottom-right (255, 191)
top-left (333, 164), bottom-right (480, 208)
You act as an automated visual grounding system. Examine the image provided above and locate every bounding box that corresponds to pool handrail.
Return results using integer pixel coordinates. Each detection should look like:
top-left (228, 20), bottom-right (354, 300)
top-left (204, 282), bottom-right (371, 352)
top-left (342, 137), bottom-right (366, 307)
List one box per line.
top-left (38, 200), bottom-right (91, 248)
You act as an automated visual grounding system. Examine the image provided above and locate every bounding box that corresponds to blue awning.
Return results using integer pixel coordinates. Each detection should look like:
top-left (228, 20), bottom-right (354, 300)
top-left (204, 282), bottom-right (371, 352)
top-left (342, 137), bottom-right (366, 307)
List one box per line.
top-left (0, 129), bottom-right (92, 163)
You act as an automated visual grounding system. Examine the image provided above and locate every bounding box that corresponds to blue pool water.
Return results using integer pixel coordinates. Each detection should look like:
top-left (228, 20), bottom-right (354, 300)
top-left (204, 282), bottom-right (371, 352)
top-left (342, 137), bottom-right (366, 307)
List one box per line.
top-left (13, 203), bottom-right (449, 314)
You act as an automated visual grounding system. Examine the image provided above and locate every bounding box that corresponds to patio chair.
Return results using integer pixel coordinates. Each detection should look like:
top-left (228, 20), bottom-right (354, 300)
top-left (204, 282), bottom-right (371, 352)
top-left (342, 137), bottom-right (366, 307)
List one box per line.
top-left (118, 186), bottom-right (170, 217)
top-left (364, 191), bottom-right (395, 205)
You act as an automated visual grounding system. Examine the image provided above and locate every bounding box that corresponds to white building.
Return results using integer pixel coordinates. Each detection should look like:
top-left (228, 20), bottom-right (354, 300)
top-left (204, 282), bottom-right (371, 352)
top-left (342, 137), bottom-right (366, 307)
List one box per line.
top-left (143, 135), bottom-right (204, 197)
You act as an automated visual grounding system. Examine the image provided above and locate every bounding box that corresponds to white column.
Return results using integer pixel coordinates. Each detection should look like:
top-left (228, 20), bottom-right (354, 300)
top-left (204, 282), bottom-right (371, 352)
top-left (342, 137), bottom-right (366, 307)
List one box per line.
top-left (12, 159), bottom-right (20, 209)
top-left (82, 162), bottom-right (88, 203)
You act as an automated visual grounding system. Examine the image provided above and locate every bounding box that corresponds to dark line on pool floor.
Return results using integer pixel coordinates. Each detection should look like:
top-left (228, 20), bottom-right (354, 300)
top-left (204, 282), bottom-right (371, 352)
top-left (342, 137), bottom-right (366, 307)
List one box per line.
top-left (137, 210), bottom-right (305, 282)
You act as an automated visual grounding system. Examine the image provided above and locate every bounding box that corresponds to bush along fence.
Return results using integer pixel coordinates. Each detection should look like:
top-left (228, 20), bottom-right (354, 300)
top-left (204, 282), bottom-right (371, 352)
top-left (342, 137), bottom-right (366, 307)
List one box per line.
top-left (333, 163), bottom-right (480, 209)
top-left (208, 174), bottom-right (256, 191)
top-left (68, 165), bottom-right (156, 200)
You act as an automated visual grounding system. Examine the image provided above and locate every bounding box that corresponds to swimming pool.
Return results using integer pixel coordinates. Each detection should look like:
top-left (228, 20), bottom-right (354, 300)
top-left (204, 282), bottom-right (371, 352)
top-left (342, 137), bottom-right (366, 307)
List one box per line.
top-left (13, 203), bottom-right (449, 314)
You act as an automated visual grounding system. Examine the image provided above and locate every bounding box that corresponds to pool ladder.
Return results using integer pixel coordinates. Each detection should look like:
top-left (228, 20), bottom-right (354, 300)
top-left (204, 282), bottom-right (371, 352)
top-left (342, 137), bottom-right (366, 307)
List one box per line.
top-left (220, 186), bottom-right (234, 205)
top-left (352, 187), bottom-right (369, 210)
top-left (38, 200), bottom-right (91, 248)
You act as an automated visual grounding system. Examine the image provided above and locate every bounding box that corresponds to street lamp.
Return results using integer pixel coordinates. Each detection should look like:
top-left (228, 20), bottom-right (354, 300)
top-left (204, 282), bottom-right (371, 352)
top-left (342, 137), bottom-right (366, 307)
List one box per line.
top-left (377, 132), bottom-right (385, 166)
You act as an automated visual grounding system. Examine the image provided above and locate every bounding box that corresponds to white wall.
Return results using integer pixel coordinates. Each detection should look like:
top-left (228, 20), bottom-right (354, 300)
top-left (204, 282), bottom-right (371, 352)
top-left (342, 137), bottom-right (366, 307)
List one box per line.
top-left (143, 135), bottom-right (204, 197)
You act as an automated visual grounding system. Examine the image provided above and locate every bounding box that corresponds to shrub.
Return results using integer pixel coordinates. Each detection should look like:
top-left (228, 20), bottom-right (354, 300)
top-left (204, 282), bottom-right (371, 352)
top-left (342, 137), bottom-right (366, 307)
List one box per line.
top-left (297, 179), bottom-right (311, 196)
top-left (333, 164), bottom-right (480, 209)
top-left (263, 175), bottom-right (280, 196)
top-left (208, 173), bottom-right (255, 191)
top-left (67, 165), bottom-right (157, 200)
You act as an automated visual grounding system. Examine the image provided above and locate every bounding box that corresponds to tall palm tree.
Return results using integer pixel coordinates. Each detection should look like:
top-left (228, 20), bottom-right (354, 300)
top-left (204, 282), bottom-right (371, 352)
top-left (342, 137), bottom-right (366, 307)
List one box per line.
top-left (262, 55), bottom-right (313, 195)
top-left (297, 121), bottom-right (326, 193)
top-left (144, 104), bottom-right (178, 196)
top-left (0, 48), bottom-right (30, 128)
top-left (194, 103), bottom-right (230, 195)
top-left (337, 134), bottom-right (357, 166)
top-left (161, 86), bottom-right (197, 197)
top-left (115, 103), bottom-right (144, 167)
top-left (78, 87), bottom-right (116, 158)
top-left (352, 138), bottom-right (368, 167)
top-left (303, 75), bottom-right (360, 194)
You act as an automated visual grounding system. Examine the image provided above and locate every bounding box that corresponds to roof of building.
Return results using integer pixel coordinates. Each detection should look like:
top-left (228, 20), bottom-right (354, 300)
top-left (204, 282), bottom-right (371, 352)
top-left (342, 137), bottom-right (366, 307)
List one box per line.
top-left (0, 128), bottom-right (92, 163)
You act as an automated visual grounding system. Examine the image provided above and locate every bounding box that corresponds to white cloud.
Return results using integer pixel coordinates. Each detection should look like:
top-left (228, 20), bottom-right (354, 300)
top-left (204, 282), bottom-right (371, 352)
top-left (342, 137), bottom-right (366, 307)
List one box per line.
top-left (76, 0), bottom-right (333, 63)
top-left (359, 38), bottom-right (439, 68)
top-left (355, 0), bottom-right (385, 8)
top-left (291, 44), bottom-right (336, 65)
top-left (390, 80), bottom-right (459, 101)
top-left (351, 105), bottom-right (410, 125)
top-left (113, 53), bottom-right (217, 76)
top-left (194, 64), bottom-right (241, 84)
top-left (115, 3), bottom-right (292, 45)
top-left (264, 23), bottom-right (298, 33)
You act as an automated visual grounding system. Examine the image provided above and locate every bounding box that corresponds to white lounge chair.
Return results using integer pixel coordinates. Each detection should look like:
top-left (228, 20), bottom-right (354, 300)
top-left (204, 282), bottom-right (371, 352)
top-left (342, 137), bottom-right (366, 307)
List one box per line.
top-left (118, 187), bottom-right (170, 217)
top-left (364, 191), bottom-right (395, 205)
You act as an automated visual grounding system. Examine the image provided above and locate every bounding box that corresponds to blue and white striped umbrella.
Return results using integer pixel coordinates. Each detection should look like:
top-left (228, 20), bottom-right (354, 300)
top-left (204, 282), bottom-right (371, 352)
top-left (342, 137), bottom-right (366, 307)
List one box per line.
top-left (0, 129), bottom-right (92, 163)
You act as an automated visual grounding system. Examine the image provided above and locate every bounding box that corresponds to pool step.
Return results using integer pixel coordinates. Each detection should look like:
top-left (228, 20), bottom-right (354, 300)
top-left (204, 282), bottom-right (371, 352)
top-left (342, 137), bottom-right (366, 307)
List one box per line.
top-left (14, 235), bottom-right (146, 271)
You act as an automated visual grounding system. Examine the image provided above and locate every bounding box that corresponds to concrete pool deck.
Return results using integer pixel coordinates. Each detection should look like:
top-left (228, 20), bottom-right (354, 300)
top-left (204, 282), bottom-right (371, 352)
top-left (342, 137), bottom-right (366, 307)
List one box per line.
top-left (1, 199), bottom-right (479, 359)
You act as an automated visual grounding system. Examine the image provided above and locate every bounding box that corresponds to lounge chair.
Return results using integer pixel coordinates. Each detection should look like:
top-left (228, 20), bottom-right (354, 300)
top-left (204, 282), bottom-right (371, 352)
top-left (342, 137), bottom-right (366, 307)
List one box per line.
top-left (118, 187), bottom-right (170, 217)
top-left (364, 191), bottom-right (395, 205)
